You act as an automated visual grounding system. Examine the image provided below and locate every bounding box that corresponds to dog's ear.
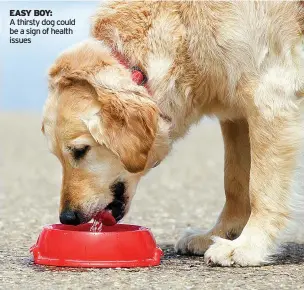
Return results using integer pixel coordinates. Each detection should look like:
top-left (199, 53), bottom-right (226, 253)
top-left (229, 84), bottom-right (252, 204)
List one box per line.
top-left (48, 40), bottom-right (116, 89)
top-left (48, 41), bottom-right (158, 173)
top-left (86, 89), bottom-right (158, 173)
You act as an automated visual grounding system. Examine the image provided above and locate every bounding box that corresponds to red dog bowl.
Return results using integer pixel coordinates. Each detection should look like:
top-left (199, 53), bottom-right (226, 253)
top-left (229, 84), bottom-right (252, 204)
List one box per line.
top-left (30, 224), bottom-right (163, 268)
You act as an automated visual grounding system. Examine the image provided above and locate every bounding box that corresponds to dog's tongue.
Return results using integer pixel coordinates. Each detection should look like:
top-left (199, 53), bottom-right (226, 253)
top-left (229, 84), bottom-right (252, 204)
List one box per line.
top-left (95, 210), bottom-right (117, 226)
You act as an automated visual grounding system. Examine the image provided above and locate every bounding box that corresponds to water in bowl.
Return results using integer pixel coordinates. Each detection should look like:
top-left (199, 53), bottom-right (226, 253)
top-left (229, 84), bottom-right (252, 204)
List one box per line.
top-left (90, 219), bottom-right (103, 232)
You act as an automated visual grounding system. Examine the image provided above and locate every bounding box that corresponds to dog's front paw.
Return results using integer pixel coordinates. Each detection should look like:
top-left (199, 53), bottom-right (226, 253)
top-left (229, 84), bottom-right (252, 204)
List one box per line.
top-left (175, 228), bottom-right (212, 255)
top-left (204, 237), bottom-right (268, 267)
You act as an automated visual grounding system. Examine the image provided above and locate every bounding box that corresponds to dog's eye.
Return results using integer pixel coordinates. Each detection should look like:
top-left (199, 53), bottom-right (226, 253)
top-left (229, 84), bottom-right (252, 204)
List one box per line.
top-left (70, 146), bottom-right (90, 160)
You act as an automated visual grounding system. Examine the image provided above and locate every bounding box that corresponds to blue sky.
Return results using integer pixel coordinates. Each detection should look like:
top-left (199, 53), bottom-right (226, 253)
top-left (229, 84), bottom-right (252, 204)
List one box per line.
top-left (0, 1), bottom-right (100, 111)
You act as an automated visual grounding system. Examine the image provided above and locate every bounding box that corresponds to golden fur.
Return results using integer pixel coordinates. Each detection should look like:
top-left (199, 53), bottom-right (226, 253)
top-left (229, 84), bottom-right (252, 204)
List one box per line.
top-left (43, 1), bottom-right (304, 266)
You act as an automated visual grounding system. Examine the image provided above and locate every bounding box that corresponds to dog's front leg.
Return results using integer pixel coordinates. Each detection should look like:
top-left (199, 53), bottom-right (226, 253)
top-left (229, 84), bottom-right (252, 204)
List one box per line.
top-left (205, 78), bottom-right (302, 266)
top-left (175, 120), bottom-right (251, 255)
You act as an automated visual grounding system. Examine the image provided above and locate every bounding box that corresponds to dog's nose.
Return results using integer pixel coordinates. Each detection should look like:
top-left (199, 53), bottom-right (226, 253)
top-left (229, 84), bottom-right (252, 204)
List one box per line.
top-left (59, 209), bottom-right (81, 225)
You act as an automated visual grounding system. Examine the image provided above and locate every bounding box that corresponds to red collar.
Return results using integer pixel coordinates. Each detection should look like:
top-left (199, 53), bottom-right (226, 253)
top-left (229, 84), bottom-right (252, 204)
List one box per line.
top-left (112, 50), bottom-right (151, 94)
top-left (112, 50), bottom-right (171, 124)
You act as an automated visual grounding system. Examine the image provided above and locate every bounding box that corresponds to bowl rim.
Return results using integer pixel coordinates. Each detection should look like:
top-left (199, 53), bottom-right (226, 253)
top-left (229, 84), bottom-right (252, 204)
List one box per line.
top-left (41, 223), bottom-right (151, 236)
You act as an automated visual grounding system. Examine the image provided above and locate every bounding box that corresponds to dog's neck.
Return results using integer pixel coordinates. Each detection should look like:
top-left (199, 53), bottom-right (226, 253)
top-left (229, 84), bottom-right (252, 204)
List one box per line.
top-left (92, 2), bottom-right (221, 141)
top-left (112, 51), bottom-right (149, 91)
top-left (111, 49), bottom-right (173, 125)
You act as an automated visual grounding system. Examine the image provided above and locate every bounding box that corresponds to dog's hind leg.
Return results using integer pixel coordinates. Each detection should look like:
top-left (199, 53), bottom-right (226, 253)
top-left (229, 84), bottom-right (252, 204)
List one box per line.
top-left (175, 119), bottom-right (251, 255)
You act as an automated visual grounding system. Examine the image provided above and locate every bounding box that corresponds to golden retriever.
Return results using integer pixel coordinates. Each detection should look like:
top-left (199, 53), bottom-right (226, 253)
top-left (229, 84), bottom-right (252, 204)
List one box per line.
top-left (42, 1), bottom-right (304, 266)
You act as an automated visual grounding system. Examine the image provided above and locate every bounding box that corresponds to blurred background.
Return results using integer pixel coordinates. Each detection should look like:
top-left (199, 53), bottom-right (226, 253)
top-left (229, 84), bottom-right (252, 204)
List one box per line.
top-left (0, 1), bottom-right (99, 112)
top-left (1, 1), bottom-right (99, 110)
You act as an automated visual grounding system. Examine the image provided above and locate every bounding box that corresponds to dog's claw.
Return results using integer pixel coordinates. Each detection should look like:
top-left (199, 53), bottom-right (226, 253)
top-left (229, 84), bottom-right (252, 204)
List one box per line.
top-left (206, 257), bottom-right (213, 266)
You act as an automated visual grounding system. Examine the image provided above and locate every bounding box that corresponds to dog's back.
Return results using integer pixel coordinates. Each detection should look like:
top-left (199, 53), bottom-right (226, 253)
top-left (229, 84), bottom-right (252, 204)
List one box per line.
top-left (92, 2), bottom-right (304, 126)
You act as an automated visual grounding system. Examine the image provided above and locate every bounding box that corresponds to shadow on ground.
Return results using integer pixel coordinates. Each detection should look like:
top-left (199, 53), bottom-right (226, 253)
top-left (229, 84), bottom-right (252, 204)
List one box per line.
top-left (161, 243), bottom-right (304, 267)
top-left (278, 243), bottom-right (304, 265)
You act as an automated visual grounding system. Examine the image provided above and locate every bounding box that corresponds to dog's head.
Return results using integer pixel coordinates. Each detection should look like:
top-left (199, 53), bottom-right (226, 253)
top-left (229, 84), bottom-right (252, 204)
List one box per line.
top-left (42, 40), bottom-right (171, 225)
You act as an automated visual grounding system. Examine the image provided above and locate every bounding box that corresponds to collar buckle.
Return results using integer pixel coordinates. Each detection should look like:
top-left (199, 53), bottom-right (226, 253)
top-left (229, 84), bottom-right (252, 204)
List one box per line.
top-left (131, 66), bottom-right (148, 86)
